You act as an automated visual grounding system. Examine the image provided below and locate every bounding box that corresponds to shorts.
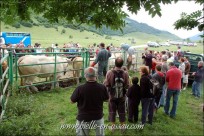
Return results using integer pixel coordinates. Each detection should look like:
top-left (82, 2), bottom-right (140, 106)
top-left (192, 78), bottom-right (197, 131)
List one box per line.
top-left (183, 75), bottom-right (188, 83)
top-left (127, 46), bottom-right (135, 56)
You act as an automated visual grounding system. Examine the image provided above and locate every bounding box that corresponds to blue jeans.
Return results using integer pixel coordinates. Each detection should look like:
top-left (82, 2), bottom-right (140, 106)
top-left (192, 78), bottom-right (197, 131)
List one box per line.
top-left (159, 84), bottom-right (166, 106)
top-left (141, 98), bottom-right (155, 124)
top-left (98, 62), bottom-right (108, 83)
top-left (164, 90), bottom-right (180, 117)
top-left (192, 81), bottom-right (201, 97)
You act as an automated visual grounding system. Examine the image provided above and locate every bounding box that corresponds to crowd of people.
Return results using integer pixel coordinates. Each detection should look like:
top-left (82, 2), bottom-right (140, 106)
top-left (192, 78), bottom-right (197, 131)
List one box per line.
top-left (70, 43), bottom-right (204, 136)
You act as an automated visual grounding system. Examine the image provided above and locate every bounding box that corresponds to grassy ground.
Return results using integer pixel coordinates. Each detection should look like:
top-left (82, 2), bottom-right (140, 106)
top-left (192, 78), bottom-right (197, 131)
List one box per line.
top-left (1, 23), bottom-right (203, 136)
top-left (0, 71), bottom-right (203, 136)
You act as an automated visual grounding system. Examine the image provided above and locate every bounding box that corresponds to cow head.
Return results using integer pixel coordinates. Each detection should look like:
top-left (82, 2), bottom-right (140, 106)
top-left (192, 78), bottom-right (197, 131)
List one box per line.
top-left (61, 57), bottom-right (71, 75)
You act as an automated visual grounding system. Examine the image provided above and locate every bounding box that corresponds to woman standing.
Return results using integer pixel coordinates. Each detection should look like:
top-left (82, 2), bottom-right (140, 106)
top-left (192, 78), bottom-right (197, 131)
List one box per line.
top-left (140, 66), bottom-right (155, 125)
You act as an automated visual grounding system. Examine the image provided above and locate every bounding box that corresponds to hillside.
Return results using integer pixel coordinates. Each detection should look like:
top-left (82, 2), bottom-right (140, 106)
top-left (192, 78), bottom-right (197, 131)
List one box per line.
top-left (188, 32), bottom-right (203, 42)
top-left (83, 18), bottom-right (180, 39)
top-left (1, 17), bottom-right (181, 47)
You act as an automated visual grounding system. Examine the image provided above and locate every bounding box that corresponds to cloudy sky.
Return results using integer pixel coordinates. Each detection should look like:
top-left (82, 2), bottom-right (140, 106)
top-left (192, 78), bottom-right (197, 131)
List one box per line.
top-left (122, 1), bottom-right (203, 39)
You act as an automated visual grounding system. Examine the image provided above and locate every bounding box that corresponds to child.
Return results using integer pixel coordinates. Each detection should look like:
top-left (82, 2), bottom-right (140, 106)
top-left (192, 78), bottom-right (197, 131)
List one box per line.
top-left (122, 66), bottom-right (132, 85)
top-left (126, 77), bottom-right (141, 123)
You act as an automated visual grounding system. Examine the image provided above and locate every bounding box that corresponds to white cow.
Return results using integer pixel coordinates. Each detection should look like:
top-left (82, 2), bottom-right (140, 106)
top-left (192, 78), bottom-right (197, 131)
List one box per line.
top-left (17, 55), bottom-right (69, 93)
top-left (71, 57), bottom-right (98, 84)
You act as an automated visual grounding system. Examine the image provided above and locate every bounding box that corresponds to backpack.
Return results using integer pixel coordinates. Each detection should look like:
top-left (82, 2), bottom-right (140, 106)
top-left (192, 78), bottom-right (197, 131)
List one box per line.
top-left (148, 77), bottom-right (160, 95)
top-left (109, 70), bottom-right (126, 99)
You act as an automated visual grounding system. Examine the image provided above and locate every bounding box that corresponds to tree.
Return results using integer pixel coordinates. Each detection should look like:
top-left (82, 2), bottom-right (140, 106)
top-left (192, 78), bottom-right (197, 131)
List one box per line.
top-left (0, 0), bottom-right (178, 31)
top-left (1, 0), bottom-right (202, 34)
top-left (173, 1), bottom-right (204, 37)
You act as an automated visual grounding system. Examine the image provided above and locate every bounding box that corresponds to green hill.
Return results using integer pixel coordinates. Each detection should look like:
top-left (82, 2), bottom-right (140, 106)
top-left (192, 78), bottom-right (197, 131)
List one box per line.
top-left (1, 17), bottom-right (181, 47)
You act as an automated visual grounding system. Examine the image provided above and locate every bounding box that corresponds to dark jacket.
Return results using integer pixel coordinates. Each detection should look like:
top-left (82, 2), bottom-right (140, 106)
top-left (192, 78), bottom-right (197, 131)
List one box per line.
top-left (195, 66), bottom-right (204, 83)
top-left (94, 48), bottom-right (111, 64)
top-left (140, 74), bottom-right (154, 98)
top-left (127, 84), bottom-right (141, 102)
top-left (143, 53), bottom-right (153, 69)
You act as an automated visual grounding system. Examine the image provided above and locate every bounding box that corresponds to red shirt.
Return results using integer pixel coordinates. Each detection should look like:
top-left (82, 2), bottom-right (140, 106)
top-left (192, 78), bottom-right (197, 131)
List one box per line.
top-left (152, 61), bottom-right (157, 70)
top-left (166, 66), bottom-right (182, 90)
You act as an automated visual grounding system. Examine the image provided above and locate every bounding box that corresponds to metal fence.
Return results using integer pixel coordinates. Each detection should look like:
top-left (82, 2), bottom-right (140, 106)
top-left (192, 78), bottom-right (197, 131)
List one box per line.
top-left (0, 47), bottom-right (144, 120)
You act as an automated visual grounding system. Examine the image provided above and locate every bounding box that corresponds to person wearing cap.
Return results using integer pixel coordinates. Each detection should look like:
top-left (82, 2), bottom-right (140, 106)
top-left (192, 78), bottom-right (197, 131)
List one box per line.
top-left (91, 42), bottom-right (111, 83)
top-left (70, 67), bottom-right (109, 136)
top-left (120, 43), bottom-right (135, 70)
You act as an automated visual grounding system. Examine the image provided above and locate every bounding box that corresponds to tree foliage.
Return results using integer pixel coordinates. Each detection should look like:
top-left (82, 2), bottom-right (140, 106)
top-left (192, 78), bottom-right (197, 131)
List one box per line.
top-left (0, 0), bottom-right (202, 34)
top-left (0, 0), bottom-right (178, 30)
top-left (173, 1), bottom-right (204, 35)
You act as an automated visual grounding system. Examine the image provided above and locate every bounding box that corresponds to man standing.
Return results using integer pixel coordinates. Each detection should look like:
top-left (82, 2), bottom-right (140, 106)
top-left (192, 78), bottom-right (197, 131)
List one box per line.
top-left (142, 50), bottom-right (153, 74)
top-left (104, 57), bottom-right (129, 132)
top-left (91, 42), bottom-right (111, 83)
top-left (159, 55), bottom-right (169, 107)
top-left (192, 61), bottom-right (204, 98)
top-left (164, 62), bottom-right (182, 118)
top-left (183, 56), bottom-right (191, 90)
top-left (178, 57), bottom-right (185, 89)
top-left (120, 43), bottom-right (135, 70)
top-left (152, 65), bottom-right (165, 109)
top-left (70, 67), bottom-right (109, 136)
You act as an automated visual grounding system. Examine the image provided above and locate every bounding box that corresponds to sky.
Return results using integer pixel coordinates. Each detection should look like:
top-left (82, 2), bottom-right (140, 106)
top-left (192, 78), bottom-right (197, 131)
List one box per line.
top-left (122, 1), bottom-right (203, 39)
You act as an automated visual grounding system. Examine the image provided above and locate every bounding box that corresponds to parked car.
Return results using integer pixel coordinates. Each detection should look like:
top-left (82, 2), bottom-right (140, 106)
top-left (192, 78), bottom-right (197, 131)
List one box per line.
top-left (175, 52), bottom-right (204, 84)
top-left (147, 42), bottom-right (160, 47)
top-left (159, 42), bottom-right (170, 46)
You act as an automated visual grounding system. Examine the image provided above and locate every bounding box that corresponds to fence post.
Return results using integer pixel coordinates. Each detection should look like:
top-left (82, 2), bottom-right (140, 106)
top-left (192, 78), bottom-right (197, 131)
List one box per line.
top-left (122, 50), bottom-right (127, 66)
top-left (53, 53), bottom-right (57, 88)
top-left (85, 49), bottom-right (89, 68)
top-left (9, 51), bottom-right (13, 86)
top-left (81, 49), bottom-right (85, 78)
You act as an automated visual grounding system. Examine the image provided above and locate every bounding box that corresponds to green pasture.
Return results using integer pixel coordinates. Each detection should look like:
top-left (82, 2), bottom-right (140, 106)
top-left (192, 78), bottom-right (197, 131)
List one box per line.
top-left (0, 70), bottom-right (203, 136)
top-left (2, 23), bottom-right (203, 54)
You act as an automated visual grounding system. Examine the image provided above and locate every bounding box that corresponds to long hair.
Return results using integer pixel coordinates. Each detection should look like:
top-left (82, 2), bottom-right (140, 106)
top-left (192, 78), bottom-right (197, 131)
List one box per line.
top-left (140, 66), bottom-right (149, 75)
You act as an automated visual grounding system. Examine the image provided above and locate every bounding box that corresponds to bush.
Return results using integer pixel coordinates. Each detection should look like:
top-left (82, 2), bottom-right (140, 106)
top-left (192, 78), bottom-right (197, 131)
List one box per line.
top-left (33, 22), bottom-right (39, 26)
top-left (35, 16), bottom-right (48, 23)
top-left (85, 37), bottom-right (89, 39)
top-left (105, 35), bottom-right (112, 39)
top-left (69, 35), bottom-right (73, 39)
top-left (12, 23), bottom-right (21, 28)
top-left (44, 23), bottom-right (52, 28)
top-left (54, 26), bottom-right (58, 31)
top-left (80, 28), bottom-right (84, 32)
top-left (20, 21), bottom-right (33, 27)
top-left (61, 29), bottom-right (66, 34)
top-left (5, 26), bottom-right (9, 29)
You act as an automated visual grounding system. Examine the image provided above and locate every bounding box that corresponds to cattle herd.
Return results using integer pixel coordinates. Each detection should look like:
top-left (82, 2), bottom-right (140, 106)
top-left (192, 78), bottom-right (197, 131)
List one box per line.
top-left (0, 49), bottom-right (143, 94)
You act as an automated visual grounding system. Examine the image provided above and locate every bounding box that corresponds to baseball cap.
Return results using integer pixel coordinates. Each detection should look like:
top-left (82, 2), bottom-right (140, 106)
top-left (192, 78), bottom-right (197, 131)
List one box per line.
top-left (84, 67), bottom-right (97, 78)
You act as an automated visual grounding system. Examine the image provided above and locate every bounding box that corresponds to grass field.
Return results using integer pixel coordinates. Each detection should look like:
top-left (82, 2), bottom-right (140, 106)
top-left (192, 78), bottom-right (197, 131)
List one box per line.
top-left (2, 23), bottom-right (203, 54)
top-left (0, 71), bottom-right (203, 136)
